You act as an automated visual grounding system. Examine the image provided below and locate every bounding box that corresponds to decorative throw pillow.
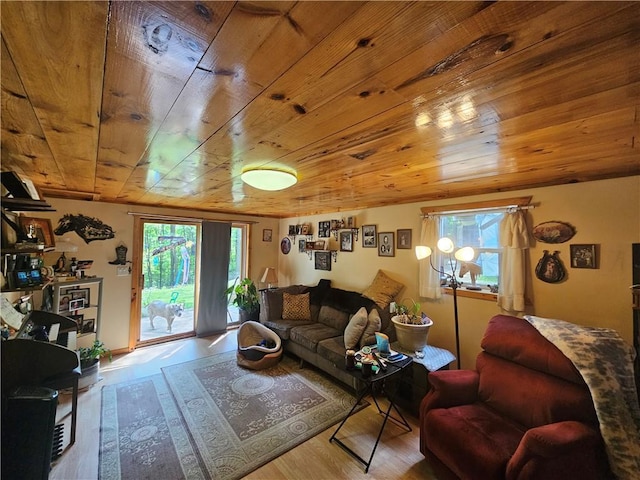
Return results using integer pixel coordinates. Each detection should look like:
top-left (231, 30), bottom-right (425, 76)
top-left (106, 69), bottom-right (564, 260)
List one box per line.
top-left (359, 308), bottom-right (382, 348)
top-left (282, 292), bottom-right (311, 320)
top-left (362, 270), bottom-right (404, 309)
top-left (344, 306), bottom-right (368, 350)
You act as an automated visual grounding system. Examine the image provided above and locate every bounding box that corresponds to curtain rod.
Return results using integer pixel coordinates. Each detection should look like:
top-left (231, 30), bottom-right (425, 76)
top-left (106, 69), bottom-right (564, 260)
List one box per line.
top-left (420, 204), bottom-right (535, 217)
top-left (127, 211), bottom-right (259, 224)
top-left (420, 195), bottom-right (533, 216)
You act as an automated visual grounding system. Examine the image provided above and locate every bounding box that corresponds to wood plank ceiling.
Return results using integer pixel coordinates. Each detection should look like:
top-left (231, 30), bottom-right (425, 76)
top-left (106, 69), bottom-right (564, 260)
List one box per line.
top-left (1, 1), bottom-right (639, 218)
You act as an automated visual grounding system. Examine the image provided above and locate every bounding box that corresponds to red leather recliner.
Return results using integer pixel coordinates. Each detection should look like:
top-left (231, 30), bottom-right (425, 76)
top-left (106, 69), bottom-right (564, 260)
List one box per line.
top-left (419, 315), bottom-right (611, 480)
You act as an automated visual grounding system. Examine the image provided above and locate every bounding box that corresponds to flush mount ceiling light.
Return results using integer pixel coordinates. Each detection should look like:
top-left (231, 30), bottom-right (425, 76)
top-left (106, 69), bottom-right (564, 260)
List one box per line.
top-left (240, 167), bottom-right (297, 191)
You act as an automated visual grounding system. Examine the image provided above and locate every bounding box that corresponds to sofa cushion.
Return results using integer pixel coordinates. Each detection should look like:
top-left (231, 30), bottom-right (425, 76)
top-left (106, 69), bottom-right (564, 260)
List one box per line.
top-left (260, 285), bottom-right (309, 323)
top-left (362, 270), bottom-right (404, 309)
top-left (282, 292), bottom-right (311, 320)
top-left (290, 323), bottom-right (342, 352)
top-left (262, 319), bottom-right (313, 340)
top-left (344, 307), bottom-right (368, 349)
top-left (360, 308), bottom-right (382, 348)
top-left (317, 335), bottom-right (348, 367)
top-left (425, 403), bottom-right (524, 480)
top-left (317, 305), bottom-right (350, 331)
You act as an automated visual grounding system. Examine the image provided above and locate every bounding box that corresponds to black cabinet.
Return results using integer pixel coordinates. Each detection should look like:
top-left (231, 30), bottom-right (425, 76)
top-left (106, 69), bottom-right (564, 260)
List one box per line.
top-left (390, 343), bottom-right (455, 416)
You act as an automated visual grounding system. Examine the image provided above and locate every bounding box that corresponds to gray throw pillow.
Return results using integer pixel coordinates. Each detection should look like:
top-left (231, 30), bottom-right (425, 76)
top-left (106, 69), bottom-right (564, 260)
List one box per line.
top-left (360, 308), bottom-right (382, 348)
top-left (344, 306), bottom-right (368, 350)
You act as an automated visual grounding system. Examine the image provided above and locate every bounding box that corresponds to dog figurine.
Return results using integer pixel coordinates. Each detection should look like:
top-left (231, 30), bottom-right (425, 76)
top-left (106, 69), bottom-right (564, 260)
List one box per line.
top-left (147, 300), bottom-right (184, 333)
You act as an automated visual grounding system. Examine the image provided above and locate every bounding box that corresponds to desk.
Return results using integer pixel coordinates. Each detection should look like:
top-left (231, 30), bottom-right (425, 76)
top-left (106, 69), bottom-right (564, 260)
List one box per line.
top-left (329, 356), bottom-right (413, 473)
top-left (391, 343), bottom-right (455, 415)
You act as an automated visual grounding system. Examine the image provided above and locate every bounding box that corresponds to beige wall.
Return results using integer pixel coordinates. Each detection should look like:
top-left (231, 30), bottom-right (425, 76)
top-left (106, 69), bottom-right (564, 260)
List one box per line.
top-left (277, 176), bottom-right (640, 369)
top-left (25, 200), bottom-right (279, 352)
top-left (13, 176), bottom-right (638, 363)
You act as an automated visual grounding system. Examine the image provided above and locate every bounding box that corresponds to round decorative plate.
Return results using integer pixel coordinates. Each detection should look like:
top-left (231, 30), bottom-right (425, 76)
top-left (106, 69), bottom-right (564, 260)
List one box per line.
top-left (532, 221), bottom-right (576, 244)
top-left (280, 237), bottom-right (291, 254)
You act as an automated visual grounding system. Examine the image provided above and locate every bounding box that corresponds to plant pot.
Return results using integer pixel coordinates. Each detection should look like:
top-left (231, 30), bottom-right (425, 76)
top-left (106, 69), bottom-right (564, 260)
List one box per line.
top-left (391, 315), bottom-right (433, 351)
top-left (239, 307), bottom-right (259, 323)
top-left (79, 359), bottom-right (100, 390)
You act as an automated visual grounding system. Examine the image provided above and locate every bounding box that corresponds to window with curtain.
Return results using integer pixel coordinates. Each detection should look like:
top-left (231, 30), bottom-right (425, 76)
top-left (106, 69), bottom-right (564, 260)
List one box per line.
top-left (439, 211), bottom-right (503, 292)
top-left (419, 203), bottom-right (531, 313)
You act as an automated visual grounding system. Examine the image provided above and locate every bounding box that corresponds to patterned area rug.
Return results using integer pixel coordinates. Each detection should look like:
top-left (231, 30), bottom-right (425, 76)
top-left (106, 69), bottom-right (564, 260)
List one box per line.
top-left (99, 352), bottom-right (363, 480)
top-left (99, 374), bottom-right (207, 479)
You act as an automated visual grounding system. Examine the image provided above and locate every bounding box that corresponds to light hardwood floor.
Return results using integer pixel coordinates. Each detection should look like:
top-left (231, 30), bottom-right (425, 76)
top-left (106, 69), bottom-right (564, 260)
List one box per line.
top-left (50, 330), bottom-right (437, 480)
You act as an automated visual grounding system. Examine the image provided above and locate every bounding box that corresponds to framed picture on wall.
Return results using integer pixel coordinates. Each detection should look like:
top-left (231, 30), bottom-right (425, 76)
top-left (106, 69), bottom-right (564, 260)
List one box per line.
top-left (397, 229), bottom-right (412, 249)
top-left (18, 216), bottom-right (56, 248)
top-left (263, 229), bottom-right (272, 242)
top-left (314, 251), bottom-right (331, 271)
top-left (378, 232), bottom-right (394, 257)
top-left (362, 224), bottom-right (377, 248)
top-left (339, 231), bottom-right (353, 252)
top-left (318, 221), bottom-right (331, 238)
top-left (570, 244), bottom-right (597, 269)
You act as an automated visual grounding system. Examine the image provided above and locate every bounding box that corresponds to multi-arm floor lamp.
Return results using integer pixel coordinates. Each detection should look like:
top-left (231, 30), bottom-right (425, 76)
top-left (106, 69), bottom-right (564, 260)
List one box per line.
top-left (416, 238), bottom-right (475, 369)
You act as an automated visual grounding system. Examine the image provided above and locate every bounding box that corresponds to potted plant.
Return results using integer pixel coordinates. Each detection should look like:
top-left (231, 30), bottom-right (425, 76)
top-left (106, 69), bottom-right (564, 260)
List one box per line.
top-left (392, 298), bottom-right (433, 352)
top-left (78, 340), bottom-right (111, 389)
top-left (225, 277), bottom-right (260, 322)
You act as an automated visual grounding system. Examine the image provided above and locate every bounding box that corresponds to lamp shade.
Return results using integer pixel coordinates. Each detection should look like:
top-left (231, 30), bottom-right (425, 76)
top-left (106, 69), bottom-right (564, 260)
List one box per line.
top-left (241, 168), bottom-right (297, 191)
top-left (437, 237), bottom-right (455, 253)
top-left (455, 246), bottom-right (475, 262)
top-left (260, 267), bottom-right (278, 286)
top-left (415, 245), bottom-right (432, 260)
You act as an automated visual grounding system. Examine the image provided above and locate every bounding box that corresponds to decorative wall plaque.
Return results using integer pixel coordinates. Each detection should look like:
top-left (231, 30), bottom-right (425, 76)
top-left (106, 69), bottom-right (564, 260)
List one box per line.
top-left (535, 250), bottom-right (566, 283)
top-left (532, 221), bottom-right (576, 244)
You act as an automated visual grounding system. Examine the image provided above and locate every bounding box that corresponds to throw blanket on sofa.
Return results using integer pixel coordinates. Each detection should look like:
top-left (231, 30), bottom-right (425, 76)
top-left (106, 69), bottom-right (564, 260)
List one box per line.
top-left (525, 315), bottom-right (640, 480)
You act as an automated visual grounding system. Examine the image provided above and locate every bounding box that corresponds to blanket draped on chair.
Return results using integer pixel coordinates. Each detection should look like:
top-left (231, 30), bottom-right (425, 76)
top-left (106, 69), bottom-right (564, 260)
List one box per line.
top-left (525, 315), bottom-right (640, 480)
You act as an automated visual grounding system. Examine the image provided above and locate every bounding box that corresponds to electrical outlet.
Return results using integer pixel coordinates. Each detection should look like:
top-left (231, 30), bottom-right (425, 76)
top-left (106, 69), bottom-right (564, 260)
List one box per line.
top-left (116, 266), bottom-right (130, 276)
top-left (390, 301), bottom-right (396, 313)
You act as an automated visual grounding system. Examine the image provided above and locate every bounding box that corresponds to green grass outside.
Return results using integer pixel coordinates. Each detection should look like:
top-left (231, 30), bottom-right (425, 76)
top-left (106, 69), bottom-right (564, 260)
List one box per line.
top-left (142, 284), bottom-right (196, 309)
top-left (141, 278), bottom-right (238, 310)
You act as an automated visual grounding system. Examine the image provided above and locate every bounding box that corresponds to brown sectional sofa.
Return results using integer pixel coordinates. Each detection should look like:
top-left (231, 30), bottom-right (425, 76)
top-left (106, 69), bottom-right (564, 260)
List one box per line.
top-left (259, 280), bottom-right (397, 389)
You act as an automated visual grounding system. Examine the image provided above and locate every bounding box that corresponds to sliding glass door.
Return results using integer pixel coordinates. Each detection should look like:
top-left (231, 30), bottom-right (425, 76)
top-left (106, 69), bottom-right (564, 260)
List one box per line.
top-left (137, 220), bottom-right (199, 345)
top-left (129, 218), bottom-right (249, 348)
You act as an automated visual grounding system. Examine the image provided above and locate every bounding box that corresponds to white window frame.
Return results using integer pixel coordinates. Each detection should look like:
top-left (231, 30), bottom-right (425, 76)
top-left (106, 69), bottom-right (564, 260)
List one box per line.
top-left (420, 196), bottom-right (532, 300)
top-left (436, 211), bottom-right (503, 294)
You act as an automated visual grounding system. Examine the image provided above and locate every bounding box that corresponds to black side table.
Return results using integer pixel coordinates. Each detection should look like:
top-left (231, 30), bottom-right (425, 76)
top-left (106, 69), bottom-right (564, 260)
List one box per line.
top-left (329, 356), bottom-right (413, 473)
top-left (391, 343), bottom-right (455, 415)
